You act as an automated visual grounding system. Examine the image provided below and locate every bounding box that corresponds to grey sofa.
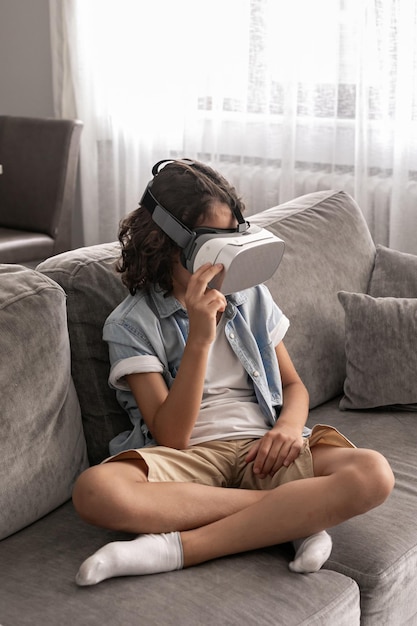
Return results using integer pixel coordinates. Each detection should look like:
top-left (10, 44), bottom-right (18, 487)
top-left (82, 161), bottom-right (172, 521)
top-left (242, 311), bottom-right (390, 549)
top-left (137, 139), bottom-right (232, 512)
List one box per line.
top-left (1, 189), bottom-right (416, 625)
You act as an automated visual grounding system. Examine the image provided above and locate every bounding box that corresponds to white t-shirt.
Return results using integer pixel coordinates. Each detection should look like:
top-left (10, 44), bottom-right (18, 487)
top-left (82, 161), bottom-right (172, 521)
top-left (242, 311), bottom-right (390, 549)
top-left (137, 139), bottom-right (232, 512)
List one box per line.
top-left (188, 314), bottom-right (288, 445)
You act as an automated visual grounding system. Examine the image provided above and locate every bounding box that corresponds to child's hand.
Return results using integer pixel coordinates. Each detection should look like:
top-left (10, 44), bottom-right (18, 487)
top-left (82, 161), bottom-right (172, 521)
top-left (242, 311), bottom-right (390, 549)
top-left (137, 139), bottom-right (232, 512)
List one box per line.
top-left (185, 263), bottom-right (226, 345)
top-left (245, 425), bottom-right (304, 478)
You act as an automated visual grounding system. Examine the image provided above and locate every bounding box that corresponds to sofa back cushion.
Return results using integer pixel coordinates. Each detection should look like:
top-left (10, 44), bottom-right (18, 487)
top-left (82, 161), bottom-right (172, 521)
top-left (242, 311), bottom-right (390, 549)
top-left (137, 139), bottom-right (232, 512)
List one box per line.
top-left (0, 265), bottom-right (88, 539)
top-left (38, 244), bottom-right (130, 465)
top-left (251, 189), bottom-right (376, 408)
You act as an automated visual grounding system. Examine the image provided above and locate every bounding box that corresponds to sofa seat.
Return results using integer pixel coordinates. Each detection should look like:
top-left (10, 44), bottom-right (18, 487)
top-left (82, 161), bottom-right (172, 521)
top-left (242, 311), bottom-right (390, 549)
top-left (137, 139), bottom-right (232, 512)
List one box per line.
top-left (307, 398), bottom-right (417, 625)
top-left (0, 501), bottom-right (360, 626)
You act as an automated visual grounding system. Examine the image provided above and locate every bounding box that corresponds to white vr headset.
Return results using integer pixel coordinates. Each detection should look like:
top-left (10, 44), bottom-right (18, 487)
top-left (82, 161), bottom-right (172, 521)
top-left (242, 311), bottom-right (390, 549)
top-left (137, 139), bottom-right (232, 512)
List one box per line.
top-left (141, 160), bottom-right (285, 295)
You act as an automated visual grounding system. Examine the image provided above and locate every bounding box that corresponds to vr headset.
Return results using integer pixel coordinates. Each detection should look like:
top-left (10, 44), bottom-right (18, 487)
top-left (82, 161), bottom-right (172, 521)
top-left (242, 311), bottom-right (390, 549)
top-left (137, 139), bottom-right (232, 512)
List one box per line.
top-left (140, 160), bottom-right (285, 295)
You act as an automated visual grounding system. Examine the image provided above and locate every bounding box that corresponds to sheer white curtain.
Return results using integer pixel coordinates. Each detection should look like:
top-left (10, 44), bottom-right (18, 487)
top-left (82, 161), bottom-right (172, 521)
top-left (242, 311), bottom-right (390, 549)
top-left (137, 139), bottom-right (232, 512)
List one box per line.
top-left (50, 0), bottom-right (417, 253)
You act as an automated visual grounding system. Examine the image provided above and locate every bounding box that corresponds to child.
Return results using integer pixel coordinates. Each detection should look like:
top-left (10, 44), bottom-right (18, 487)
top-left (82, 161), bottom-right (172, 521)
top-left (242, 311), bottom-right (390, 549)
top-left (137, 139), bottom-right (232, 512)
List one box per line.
top-left (73, 159), bottom-right (394, 586)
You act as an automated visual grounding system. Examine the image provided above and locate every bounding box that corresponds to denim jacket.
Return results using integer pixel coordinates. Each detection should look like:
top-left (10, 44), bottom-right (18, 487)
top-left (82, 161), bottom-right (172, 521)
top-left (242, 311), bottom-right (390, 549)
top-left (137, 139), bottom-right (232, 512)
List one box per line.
top-left (103, 283), bottom-right (291, 455)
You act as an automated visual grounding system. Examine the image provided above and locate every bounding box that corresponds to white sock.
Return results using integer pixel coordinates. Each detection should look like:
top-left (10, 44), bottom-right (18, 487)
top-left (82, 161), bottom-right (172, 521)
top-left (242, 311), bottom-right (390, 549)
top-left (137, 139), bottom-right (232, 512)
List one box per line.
top-left (289, 530), bottom-right (332, 574)
top-left (75, 532), bottom-right (183, 586)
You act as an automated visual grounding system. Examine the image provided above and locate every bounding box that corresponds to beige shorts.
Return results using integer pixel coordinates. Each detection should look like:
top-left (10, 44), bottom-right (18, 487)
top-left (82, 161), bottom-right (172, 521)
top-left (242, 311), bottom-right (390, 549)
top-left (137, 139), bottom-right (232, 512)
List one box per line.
top-left (104, 424), bottom-right (354, 491)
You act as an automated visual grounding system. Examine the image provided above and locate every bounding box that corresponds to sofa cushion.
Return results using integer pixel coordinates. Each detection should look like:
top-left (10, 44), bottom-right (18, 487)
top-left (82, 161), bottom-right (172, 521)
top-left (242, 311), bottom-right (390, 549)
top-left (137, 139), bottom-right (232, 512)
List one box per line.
top-left (38, 244), bottom-right (131, 465)
top-left (369, 244), bottom-right (417, 297)
top-left (308, 398), bottom-right (417, 625)
top-left (0, 501), bottom-right (361, 626)
top-left (338, 245), bottom-right (417, 411)
top-left (338, 291), bottom-right (417, 410)
top-left (0, 264), bottom-right (88, 539)
top-left (252, 190), bottom-right (376, 408)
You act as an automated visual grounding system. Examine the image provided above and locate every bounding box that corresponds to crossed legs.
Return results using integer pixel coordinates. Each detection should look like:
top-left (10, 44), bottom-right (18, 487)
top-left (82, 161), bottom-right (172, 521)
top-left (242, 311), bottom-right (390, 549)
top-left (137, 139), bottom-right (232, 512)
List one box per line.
top-left (72, 445), bottom-right (394, 585)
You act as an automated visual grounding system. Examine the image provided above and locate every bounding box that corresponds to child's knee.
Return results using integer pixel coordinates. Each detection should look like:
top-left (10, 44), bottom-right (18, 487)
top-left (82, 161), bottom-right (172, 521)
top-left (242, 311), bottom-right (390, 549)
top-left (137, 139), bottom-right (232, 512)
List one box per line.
top-left (72, 465), bottom-right (122, 524)
top-left (72, 466), bottom-right (106, 523)
top-left (72, 462), bottom-right (148, 529)
top-left (354, 449), bottom-right (394, 509)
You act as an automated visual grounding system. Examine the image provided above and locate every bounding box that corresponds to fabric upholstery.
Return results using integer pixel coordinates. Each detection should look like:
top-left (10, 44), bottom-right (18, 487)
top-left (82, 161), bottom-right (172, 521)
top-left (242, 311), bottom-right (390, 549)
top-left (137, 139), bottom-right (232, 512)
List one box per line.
top-left (0, 501), bottom-right (360, 626)
top-left (38, 244), bottom-right (130, 465)
top-left (308, 398), bottom-right (417, 625)
top-left (252, 189), bottom-right (376, 408)
top-left (368, 244), bottom-right (417, 297)
top-left (338, 292), bottom-right (417, 410)
top-left (0, 264), bottom-right (88, 540)
top-left (337, 245), bottom-right (417, 411)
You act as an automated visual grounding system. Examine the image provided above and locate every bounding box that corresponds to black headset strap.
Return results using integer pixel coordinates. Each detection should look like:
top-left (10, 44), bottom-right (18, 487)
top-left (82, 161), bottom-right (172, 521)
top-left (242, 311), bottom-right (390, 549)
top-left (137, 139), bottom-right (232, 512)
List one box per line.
top-left (151, 158), bottom-right (194, 176)
top-left (140, 184), bottom-right (196, 251)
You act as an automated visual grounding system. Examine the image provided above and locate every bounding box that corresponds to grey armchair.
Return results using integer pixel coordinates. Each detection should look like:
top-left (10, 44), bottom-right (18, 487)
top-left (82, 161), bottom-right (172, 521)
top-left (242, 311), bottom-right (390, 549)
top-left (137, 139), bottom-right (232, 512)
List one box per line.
top-left (0, 116), bottom-right (83, 266)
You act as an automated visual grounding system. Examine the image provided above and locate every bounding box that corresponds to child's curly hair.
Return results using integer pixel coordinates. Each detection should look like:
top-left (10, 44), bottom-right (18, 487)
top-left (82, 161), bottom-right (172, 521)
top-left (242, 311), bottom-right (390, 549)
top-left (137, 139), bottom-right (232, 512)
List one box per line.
top-left (117, 160), bottom-right (245, 295)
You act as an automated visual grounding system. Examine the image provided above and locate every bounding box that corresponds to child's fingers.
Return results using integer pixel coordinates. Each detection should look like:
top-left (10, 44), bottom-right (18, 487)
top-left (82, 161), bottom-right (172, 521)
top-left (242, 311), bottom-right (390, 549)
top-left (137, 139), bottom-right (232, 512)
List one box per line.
top-left (245, 440), bottom-right (260, 464)
top-left (192, 262), bottom-right (224, 284)
top-left (187, 263), bottom-right (226, 310)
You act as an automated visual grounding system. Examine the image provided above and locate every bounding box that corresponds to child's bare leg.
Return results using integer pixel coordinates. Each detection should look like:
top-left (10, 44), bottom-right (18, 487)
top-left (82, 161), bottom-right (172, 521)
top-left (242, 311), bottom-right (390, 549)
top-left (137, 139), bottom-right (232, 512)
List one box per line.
top-left (74, 460), bottom-right (269, 586)
top-left (181, 446), bottom-right (394, 567)
top-left (75, 446), bottom-right (394, 585)
top-left (73, 460), bottom-right (269, 534)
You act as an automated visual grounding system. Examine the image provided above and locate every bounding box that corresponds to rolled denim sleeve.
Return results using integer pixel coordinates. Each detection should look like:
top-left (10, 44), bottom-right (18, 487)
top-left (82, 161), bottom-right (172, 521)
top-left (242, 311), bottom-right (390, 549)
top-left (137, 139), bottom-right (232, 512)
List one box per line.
top-left (104, 319), bottom-right (164, 391)
top-left (260, 284), bottom-right (290, 346)
top-left (109, 355), bottom-right (163, 390)
top-left (269, 314), bottom-right (290, 346)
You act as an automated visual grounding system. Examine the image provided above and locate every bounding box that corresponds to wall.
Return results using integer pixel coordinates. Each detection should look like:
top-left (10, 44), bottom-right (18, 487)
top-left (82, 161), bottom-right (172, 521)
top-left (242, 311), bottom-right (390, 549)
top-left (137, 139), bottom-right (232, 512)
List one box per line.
top-left (0, 0), bottom-right (54, 117)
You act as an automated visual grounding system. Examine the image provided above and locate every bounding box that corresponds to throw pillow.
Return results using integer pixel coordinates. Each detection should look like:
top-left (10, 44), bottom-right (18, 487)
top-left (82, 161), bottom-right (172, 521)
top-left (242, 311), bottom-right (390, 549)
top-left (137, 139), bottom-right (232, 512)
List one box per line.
top-left (338, 291), bottom-right (417, 410)
top-left (369, 244), bottom-right (417, 297)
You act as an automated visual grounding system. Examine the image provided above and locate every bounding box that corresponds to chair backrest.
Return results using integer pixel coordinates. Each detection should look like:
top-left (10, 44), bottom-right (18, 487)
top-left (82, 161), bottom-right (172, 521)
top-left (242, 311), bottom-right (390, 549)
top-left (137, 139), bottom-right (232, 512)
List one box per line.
top-left (0, 115), bottom-right (83, 253)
